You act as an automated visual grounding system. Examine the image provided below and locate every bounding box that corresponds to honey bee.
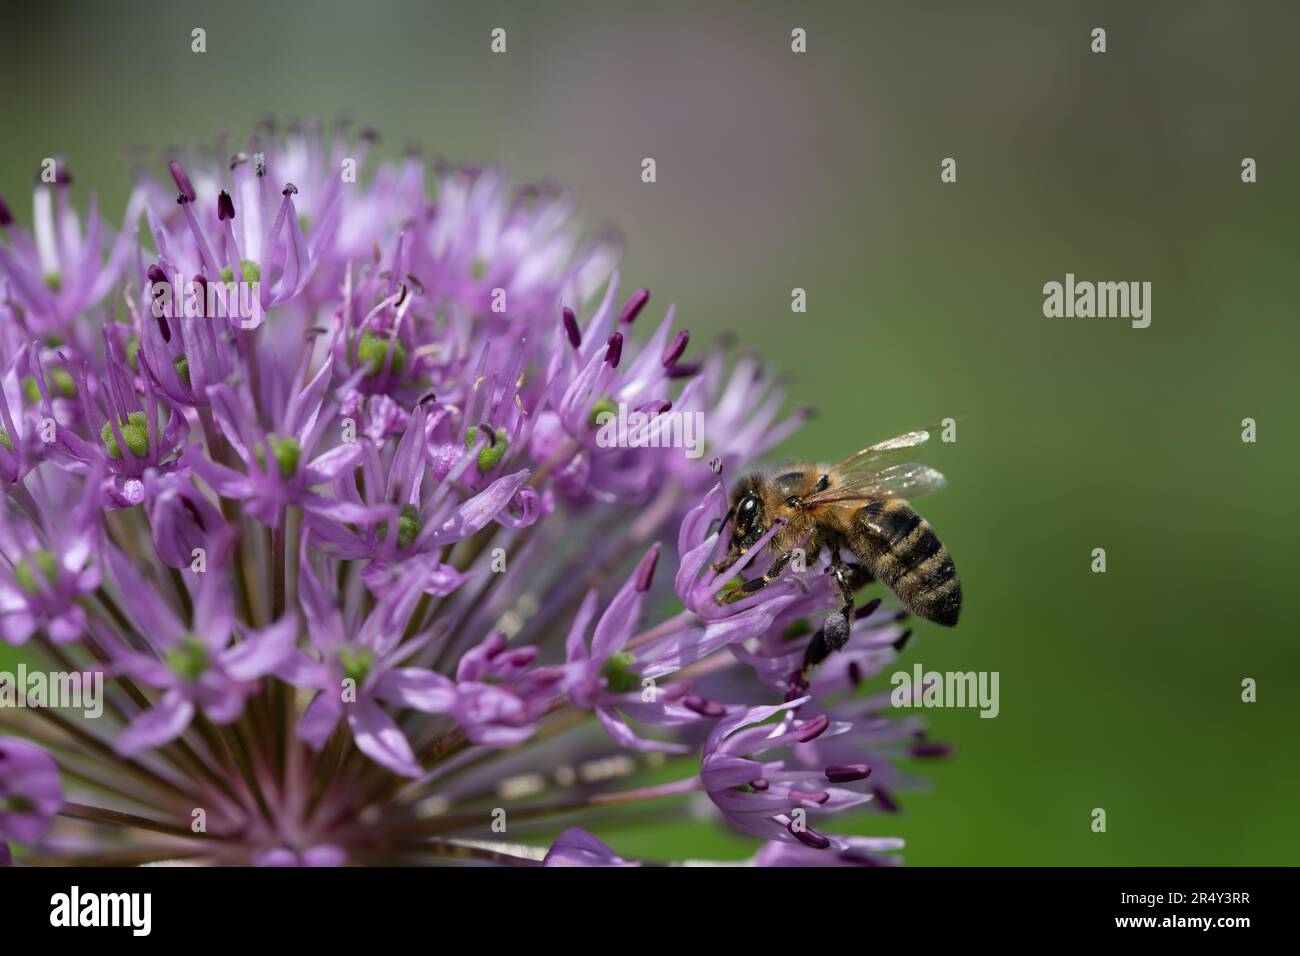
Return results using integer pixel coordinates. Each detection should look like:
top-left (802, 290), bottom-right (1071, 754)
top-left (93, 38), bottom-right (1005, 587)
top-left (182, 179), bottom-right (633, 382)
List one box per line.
top-left (718, 429), bottom-right (961, 680)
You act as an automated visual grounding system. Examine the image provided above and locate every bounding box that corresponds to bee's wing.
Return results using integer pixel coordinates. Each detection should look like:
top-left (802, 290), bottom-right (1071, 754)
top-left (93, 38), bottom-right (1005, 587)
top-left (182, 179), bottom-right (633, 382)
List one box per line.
top-left (802, 461), bottom-right (948, 506)
top-left (836, 429), bottom-right (933, 469)
top-left (807, 428), bottom-right (932, 485)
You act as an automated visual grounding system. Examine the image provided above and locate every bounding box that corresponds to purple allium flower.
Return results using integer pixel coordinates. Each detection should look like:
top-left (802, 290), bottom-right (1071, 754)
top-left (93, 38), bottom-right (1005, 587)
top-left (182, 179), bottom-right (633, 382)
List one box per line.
top-left (0, 464), bottom-right (102, 644)
top-left (0, 123), bottom-right (949, 866)
top-left (0, 167), bottom-right (143, 333)
top-left (701, 700), bottom-right (875, 851)
top-left (107, 549), bottom-right (298, 755)
top-left (0, 737), bottom-right (61, 864)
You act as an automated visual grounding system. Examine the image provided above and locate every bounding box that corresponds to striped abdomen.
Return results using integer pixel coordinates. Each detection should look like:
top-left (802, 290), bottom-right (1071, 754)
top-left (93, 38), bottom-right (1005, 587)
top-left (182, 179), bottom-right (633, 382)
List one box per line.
top-left (848, 498), bottom-right (961, 627)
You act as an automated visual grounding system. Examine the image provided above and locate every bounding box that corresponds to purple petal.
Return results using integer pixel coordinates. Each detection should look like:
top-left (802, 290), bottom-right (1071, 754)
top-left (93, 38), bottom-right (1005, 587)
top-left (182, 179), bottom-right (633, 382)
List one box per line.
top-left (595, 706), bottom-right (690, 754)
top-left (373, 668), bottom-right (456, 713)
top-left (303, 441), bottom-right (365, 484)
top-left (298, 690), bottom-right (343, 749)
top-left (543, 828), bottom-right (639, 867)
top-left (564, 589), bottom-right (600, 664)
top-left (346, 699), bottom-right (422, 777)
top-left (299, 492), bottom-right (395, 524)
top-left (220, 614), bottom-right (298, 680)
top-left (114, 689), bottom-right (195, 755)
top-left (422, 470), bottom-right (530, 547)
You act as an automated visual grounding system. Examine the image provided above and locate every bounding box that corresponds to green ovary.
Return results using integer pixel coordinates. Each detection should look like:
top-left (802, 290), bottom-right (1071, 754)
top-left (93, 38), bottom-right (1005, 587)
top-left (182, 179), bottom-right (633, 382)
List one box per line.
top-left (463, 426), bottom-right (509, 474)
top-left (219, 260), bottom-right (261, 285)
top-left (587, 396), bottom-right (618, 429)
top-left (377, 504), bottom-right (422, 550)
top-left (599, 651), bottom-right (641, 694)
top-left (13, 549), bottom-right (60, 593)
top-left (339, 646), bottom-right (375, 685)
top-left (358, 330), bottom-right (407, 378)
top-left (255, 434), bottom-right (302, 480)
top-left (4, 795), bottom-right (36, 814)
top-left (21, 368), bottom-right (76, 403)
top-left (165, 635), bottom-right (211, 681)
top-left (101, 411), bottom-right (150, 460)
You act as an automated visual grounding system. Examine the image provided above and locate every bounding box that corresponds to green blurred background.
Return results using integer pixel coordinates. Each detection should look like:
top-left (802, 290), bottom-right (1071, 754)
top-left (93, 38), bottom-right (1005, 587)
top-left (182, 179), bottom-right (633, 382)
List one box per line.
top-left (2, 0), bottom-right (1297, 864)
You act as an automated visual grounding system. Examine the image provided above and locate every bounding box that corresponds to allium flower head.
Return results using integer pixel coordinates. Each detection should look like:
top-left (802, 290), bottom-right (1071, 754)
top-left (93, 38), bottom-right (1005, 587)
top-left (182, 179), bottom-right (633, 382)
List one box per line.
top-left (0, 122), bottom-right (948, 867)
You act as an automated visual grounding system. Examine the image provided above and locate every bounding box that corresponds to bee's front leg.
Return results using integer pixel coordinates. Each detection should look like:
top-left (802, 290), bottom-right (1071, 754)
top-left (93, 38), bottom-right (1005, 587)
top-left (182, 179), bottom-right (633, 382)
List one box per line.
top-left (738, 549), bottom-right (795, 594)
top-left (711, 542), bottom-right (746, 574)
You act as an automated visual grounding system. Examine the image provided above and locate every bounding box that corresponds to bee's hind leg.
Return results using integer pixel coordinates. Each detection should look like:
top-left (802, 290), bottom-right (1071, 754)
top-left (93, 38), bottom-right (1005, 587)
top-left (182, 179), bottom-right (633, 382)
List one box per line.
top-left (795, 555), bottom-right (858, 684)
top-left (841, 562), bottom-right (874, 589)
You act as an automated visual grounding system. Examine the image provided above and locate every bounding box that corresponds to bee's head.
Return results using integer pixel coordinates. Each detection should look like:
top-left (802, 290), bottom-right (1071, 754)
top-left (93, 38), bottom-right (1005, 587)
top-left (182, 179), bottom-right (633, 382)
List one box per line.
top-left (725, 477), bottom-right (768, 553)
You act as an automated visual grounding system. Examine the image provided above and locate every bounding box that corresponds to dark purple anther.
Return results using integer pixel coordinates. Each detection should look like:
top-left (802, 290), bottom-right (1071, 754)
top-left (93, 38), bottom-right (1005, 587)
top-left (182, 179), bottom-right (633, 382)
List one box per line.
top-left (873, 786), bottom-right (900, 813)
top-left (683, 695), bottom-right (726, 718)
top-left (794, 713), bottom-right (829, 743)
top-left (912, 742), bottom-right (953, 759)
top-left (665, 362), bottom-right (700, 380)
top-left (846, 661), bottom-right (862, 687)
top-left (825, 764), bottom-right (872, 783)
top-left (282, 182), bottom-right (298, 196)
top-left (0, 194), bottom-right (12, 227)
top-left (604, 332), bottom-right (623, 368)
top-left (618, 288), bottom-right (650, 324)
top-left (661, 329), bottom-right (689, 369)
top-left (217, 190), bottom-right (235, 222)
top-left (750, 778), bottom-right (769, 791)
top-left (44, 162), bottom-right (73, 187)
top-left (892, 628), bottom-right (913, 652)
top-left (561, 307), bottom-right (581, 348)
top-left (787, 821), bottom-right (831, 850)
top-left (790, 790), bottom-right (830, 805)
top-left (507, 646), bottom-right (539, 668)
top-left (634, 545), bottom-right (660, 592)
top-left (168, 161), bottom-right (197, 203)
top-left (853, 597), bottom-right (883, 620)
